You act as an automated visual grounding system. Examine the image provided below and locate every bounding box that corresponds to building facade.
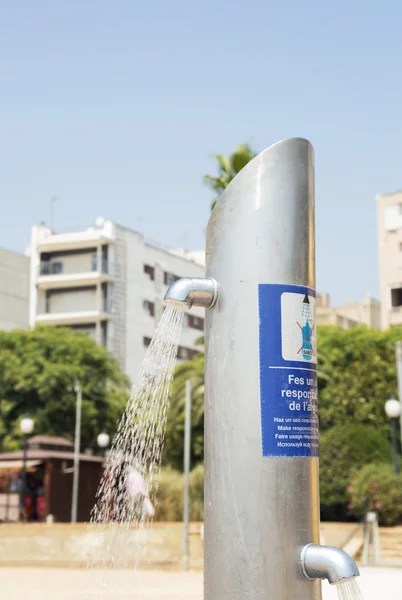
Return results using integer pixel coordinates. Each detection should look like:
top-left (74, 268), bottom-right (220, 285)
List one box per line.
top-left (0, 248), bottom-right (30, 330)
top-left (377, 191), bottom-right (402, 329)
top-left (316, 293), bottom-right (380, 329)
top-left (29, 219), bottom-right (205, 383)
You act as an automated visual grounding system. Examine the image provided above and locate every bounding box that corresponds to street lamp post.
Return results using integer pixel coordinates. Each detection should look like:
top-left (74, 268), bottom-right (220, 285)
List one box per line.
top-left (183, 380), bottom-right (191, 571)
top-left (71, 383), bottom-right (82, 524)
top-left (97, 432), bottom-right (110, 458)
top-left (385, 395), bottom-right (401, 475)
top-left (19, 417), bottom-right (34, 522)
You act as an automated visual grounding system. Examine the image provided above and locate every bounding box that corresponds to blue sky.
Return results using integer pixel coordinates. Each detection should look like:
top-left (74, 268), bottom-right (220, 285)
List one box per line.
top-left (1, 1), bottom-right (402, 305)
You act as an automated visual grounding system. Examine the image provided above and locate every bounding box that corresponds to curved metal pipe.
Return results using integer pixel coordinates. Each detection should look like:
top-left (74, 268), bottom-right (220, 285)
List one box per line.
top-left (299, 543), bottom-right (360, 585)
top-left (164, 277), bottom-right (218, 311)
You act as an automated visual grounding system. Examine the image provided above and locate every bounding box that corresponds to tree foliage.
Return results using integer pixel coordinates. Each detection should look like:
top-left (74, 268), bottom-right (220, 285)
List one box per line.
top-left (320, 424), bottom-right (391, 520)
top-left (0, 327), bottom-right (129, 452)
top-left (318, 326), bottom-right (402, 435)
top-left (348, 463), bottom-right (402, 526)
top-left (204, 143), bottom-right (256, 210)
top-left (164, 340), bottom-right (204, 471)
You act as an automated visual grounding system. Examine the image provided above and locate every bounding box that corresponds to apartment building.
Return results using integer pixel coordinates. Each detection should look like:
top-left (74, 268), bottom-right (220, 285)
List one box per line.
top-left (377, 191), bottom-right (402, 329)
top-left (29, 218), bottom-right (205, 383)
top-left (0, 248), bottom-right (30, 330)
top-left (316, 293), bottom-right (380, 329)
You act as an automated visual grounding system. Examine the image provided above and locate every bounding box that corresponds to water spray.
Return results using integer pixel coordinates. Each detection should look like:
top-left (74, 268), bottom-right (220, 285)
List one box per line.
top-left (165, 138), bottom-right (359, 600)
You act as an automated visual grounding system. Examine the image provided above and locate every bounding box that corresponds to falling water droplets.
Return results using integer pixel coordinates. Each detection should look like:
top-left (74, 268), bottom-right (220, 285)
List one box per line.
top-left (84, 306), bottom-right (185, 597)
top-left (335, 579), bottom-right (364, 600)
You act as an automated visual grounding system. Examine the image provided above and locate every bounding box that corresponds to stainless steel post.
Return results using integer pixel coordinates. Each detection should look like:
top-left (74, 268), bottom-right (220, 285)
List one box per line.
top-left (71, 382), bottom-right (82, 523)
top-left (204, 138), bottom-right (320, 600)
top-left (391, 417), bottom-right (399, 475)
top-left (395, 341), bottom-right (402, 452)
top-left (183, 379), bottom-right (191, 571)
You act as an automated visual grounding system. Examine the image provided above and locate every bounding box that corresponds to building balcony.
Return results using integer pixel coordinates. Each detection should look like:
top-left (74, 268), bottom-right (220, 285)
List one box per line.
top-left (35, 224), bottom-right (115, 252)
top-left (37, 259), bottom-right (113, 289)
top-left (35, 307), bottom-right (113, 327)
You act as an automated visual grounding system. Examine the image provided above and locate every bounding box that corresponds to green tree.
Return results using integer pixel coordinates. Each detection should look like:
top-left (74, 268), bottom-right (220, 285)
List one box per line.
top-left (164, 339), bottom-right (205, 471)
top-left (318, 326), bottom-right (402, 435)
top-left (320, 424), bottom-right (391, 520)
top-left (0, 327), bottom-right (129, 452)
top-left (204, 143), bottom-right (256, 210)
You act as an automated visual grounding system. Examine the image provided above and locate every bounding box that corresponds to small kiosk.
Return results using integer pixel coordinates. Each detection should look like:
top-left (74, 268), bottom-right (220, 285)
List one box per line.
top-left (0, 435), bottom-right (104, 522)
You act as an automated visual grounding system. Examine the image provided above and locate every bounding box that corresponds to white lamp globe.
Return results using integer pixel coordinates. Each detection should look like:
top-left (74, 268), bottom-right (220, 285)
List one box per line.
top-left (97, 432), bottom-right (110, 449)
top-left (20, 417), bottom-right (34, 435)
top-left (385, 398), bottom-right (401, 419)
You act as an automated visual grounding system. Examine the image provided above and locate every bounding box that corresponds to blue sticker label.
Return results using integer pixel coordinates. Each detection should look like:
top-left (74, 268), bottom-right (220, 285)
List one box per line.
top-left (258, 284), bottom-right (319, 458)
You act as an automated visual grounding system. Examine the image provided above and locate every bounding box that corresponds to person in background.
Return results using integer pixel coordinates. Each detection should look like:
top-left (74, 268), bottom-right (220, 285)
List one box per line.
top-left (126, 466), bottom-right (155, 519)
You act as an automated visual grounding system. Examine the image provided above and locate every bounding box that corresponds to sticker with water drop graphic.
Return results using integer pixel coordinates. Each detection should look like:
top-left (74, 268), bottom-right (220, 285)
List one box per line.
top-left (258, 284), bottom-right (319, 458)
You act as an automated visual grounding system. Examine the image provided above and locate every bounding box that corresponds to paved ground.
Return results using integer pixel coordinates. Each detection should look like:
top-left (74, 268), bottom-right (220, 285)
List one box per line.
top-left (1, 566), bottom-right (401, 599)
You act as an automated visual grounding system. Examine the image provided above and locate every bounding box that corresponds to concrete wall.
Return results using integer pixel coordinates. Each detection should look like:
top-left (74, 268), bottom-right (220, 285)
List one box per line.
top-left (0, 522), bottom-right (361, 569)
top-left (0, 248), bottom-right (30, 330)
top-left (0, 523), bottom-right (204, 570)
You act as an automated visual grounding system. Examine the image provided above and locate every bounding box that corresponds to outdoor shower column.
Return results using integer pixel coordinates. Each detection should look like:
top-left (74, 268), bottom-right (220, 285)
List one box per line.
top-left (204, 138), bottom-right (320, 600)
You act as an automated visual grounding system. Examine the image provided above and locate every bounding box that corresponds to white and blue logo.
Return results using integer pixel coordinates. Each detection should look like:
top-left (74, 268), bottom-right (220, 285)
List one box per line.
top-left (280, 291), bottom-right (316, 364)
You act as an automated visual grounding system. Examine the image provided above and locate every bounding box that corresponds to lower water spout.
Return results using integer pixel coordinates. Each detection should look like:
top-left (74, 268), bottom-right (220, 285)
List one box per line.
top-left (299, 543), bottom-right (360, 585)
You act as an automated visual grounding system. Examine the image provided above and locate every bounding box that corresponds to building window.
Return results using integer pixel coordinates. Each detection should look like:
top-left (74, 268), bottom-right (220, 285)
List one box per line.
top-left (144, 265), bottom-right (155, 280)
top-left (391, 288), bottom-right (402, 308)
top-left (92, 251), bottom-right (109, 273)
top-left (101, 322), bottom-right (107, 347)
top-left (143, 337), bottom-right (152, 347)
top-left (187, 315), bottom-right (204, 331)
top-left (399, 204), bottom-right (402, 215)
top-left (177, 346), bottom-right (199, 360)
top-left (143, 300), bottom-right (155, 317)
top-left (164, 272), bottom-right (180, 286)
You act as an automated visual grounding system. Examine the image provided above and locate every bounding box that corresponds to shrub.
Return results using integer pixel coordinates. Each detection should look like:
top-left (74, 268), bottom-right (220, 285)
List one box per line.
top-left (153, 468), bottom-right (184, 521)
top-left (153, 465), bottom-right (205, 522)
top-left (320, 424), bottom-right (391, 520)
top-left (348, 463), bottom-right (402, 526)
top-left (189, 463), bottom-right (204, 521)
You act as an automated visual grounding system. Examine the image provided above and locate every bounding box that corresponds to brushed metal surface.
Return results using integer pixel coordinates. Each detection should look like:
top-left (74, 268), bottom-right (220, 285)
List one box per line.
top-left (204, 138), bottom-right (321, 600)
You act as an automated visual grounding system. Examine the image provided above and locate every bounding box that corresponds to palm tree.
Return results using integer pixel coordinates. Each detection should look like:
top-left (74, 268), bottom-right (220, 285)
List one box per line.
top-left (204, 143), bottom-right (256, 210)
